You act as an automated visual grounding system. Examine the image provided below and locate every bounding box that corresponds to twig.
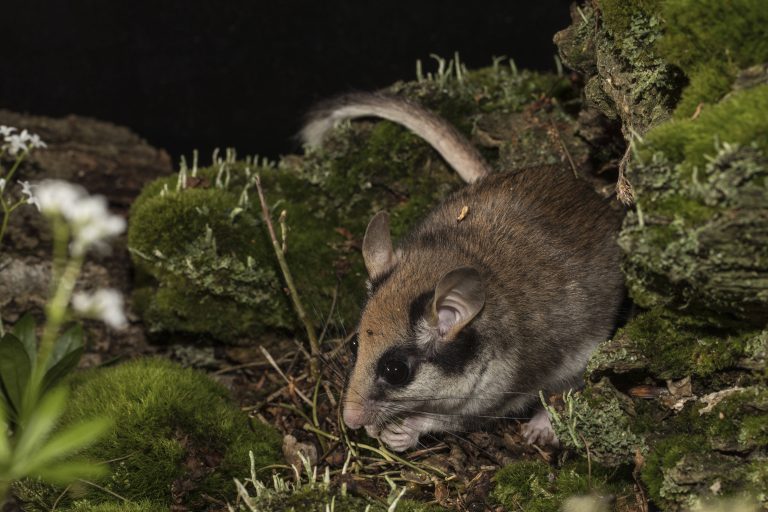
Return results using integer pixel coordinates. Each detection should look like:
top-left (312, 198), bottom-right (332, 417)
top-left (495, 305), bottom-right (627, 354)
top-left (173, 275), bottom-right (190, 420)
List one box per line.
top-left (77, 479), bottom-right (129, 502)
top-left (549, 122), bottom-right (578, 177)
top-left (303, 423), bottom-right (445, 477)
top-left (213, 352), bottom-right (295, 376)
top-left (318, 282), bottom-right (340, 345)
top-left (51, 484), bottom-right (72, 511)
top-left (254, 174), bottom-right (320, 377)
top-left (259, 346), bottom-right (313, 407)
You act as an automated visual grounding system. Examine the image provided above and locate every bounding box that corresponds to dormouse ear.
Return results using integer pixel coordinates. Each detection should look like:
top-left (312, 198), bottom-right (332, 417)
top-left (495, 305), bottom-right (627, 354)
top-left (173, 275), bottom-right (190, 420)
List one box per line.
top-left (431, 267), bottom-right (485, 338)
top-left (362, 211), bottom-right (397, 279)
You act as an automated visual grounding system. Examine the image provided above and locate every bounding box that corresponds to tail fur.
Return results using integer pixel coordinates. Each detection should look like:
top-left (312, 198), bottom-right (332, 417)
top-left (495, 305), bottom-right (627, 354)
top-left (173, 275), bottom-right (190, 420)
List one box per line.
top-left (300, 92), bottom-right (491, 183)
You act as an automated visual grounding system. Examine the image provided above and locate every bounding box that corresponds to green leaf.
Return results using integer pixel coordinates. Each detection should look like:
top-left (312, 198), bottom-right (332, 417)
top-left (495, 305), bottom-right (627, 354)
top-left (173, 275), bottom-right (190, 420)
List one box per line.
top-left (43, 346), bottom-right (84, 392)
top-left (15, 417), bottom-right (112, 475)
top-left (0, 333), bottom-right (33, 417)
top-left (0, 404), bottom-right (10, 463)
top-left (31, 459), bottom-right (109, 485)
top-left (11, 313), bottom-right (37, 366)
top-left (14, 386), bottom-right (67, 462)
top-left (48, 324), bottom-right (84, 370)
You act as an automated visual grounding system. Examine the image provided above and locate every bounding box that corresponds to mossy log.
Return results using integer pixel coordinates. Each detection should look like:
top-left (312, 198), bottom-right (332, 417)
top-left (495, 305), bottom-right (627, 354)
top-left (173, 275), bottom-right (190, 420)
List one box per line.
top-left (544, 1), bottom-right (768, 511)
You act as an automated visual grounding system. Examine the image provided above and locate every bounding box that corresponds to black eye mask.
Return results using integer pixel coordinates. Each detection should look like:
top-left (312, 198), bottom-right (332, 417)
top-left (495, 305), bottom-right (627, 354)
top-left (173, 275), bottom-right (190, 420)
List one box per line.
top-left (375, 344), bottom-right (420, 389)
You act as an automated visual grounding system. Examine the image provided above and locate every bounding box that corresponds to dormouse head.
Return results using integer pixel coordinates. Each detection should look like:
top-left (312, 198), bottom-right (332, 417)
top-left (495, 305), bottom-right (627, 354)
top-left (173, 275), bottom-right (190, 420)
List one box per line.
top-left (342, 212), bottom-right (486, 430)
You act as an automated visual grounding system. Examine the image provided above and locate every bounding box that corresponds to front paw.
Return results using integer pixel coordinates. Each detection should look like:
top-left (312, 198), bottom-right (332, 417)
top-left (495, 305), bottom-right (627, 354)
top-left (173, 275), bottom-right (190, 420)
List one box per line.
top-left (522, 408), bottom-right (560, 447)
top-left (379, 421), bottom-right (421, 452)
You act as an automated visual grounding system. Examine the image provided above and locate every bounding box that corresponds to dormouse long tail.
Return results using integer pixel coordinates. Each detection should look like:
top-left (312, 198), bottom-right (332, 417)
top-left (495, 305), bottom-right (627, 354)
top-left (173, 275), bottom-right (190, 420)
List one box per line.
top-left (300, 92), bottom-right (491, 183)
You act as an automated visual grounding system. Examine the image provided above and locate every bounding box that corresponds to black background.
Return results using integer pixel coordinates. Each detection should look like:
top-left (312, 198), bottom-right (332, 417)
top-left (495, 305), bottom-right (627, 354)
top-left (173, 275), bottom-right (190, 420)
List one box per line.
top-left (3, 1), bottom-right (572, 162)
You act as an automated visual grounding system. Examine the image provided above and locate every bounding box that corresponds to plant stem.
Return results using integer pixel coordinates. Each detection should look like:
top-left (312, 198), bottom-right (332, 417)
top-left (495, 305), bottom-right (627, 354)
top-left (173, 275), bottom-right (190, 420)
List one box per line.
top-left (0, 199), bottom-right (27, 249)
top-left (0, 151), bottom-right (28, 248)
top-left (0, 196), bottom-right (10, 248)
top-left (3, 151), bottom-right (27, 185)
top-left (253, 175), bottom-right (320, 378)
top-left (23, 216), bottom-right (81, 418)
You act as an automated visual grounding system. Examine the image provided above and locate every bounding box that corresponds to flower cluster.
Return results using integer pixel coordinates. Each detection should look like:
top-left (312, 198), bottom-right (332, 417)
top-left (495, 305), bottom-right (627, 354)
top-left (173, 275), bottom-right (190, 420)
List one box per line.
top-left (1, 125), bottom-right (46, 156)
top-left (30, 180), bottom-right (126, 256)
top-left (71, 288), bottom-right (127, 329)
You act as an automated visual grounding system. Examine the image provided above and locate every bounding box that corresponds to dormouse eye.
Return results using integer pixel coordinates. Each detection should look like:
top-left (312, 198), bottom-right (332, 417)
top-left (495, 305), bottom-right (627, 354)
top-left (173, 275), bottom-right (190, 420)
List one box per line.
top-left (349, 333), bottom-right (359, 359)
top-left (380, 359), bottom-right (409, 386)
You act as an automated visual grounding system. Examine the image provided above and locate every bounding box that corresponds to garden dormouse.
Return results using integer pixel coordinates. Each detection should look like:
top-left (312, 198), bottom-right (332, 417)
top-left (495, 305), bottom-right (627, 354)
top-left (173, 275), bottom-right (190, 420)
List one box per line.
top-left (302, 93), bottom-right (625, 451)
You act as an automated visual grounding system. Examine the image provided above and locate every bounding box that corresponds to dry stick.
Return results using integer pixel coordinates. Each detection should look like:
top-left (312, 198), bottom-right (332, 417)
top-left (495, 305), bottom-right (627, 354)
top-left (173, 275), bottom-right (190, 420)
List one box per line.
top-left (259, 345), bottom-right (313, 407)
top-left (254, 174), bottom-right (320, 378)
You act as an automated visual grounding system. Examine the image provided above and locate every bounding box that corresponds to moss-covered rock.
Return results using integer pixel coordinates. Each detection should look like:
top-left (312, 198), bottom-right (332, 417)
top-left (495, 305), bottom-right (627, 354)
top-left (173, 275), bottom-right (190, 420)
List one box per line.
top-left (16, 358), bottom-right (282, 511)
top-left (128, 61), bottom-right (589, 344)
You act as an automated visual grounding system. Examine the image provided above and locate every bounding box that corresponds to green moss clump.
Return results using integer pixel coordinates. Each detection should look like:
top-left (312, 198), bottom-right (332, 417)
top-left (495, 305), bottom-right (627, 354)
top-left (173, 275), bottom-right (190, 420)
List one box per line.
top-left (492, 459), bottom-right (634, 511)
top-left (616, 308), bottom-right (759, 379)
top-left (550, 379), bottom-right (647, 467)
top-left (66, 500), bottom-right (165, 512)
top-left (638, 85), bottom-right (768, 173)
top-left (701, 387), bottom-right (768, 453)
top-left (17, 358), bottom-right (281, 511)
top-left (641, 434), bottom-right (708, 505)
top-left (657, 0), bottom-right (768, 117)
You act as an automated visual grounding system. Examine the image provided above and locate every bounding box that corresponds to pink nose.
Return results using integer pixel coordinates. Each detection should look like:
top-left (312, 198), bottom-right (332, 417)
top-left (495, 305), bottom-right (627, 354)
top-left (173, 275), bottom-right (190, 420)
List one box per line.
top-left (342, 401), bottom-right (368, 429)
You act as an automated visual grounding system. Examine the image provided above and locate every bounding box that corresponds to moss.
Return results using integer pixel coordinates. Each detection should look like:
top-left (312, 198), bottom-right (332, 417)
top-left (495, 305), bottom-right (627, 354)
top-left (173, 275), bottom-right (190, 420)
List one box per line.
top-left (657, 0), bottom-right (768, 116)
top-left (636, 388), bottom-right (768, 510)
top-left (492, 459), bottom-right (635, 511)
top-left (599, 0), bottom-right (663, 64)
top-left (672, 61), bottom-right (738, 119)
top-left (244, 486), bottom-right (380, 512)
top-left (550, 379), bottom-right (647, 467)
top-left (621, 89), bottom-right (768, 321)
top-left (657, 0), bottom-right (768, 74)
top-left (639, 85), bottom-right (768, 174)
top-left (140, 284), bottom-right (290, 343)
top-left (619, 308), bottom-right (758, 379)
top-left (701, 387), bottom-right (768, 452)
top-left (555, 0), bottom-right (684, 137)
top-left (18, 358), bottom-right (281, 511)
top-left (491, 460), bottom-right (554, 512)
top-left (66, 500), bottom-right (165, 512)
top-left (642, 434), bottom-right (708, 504)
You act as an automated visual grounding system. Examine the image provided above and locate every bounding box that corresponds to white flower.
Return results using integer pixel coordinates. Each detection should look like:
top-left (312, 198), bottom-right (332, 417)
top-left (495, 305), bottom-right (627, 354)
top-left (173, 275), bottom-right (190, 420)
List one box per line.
top-left (30, 180), bottom-right (126, 255)
top-left (33, 180), bottom-right (85, 215)
top-left (19, 129), bottom-right (46, 149)
top-left (18, 180), bottom-right (39, 210)
top-left (71, 288), bottom-right (127, 329)
top-left (0, 178), bottom-right (5, 193)
top-left (3, 133), bottom-right (28, 155)
top-left (2, 127), bottom-right (46, 154)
